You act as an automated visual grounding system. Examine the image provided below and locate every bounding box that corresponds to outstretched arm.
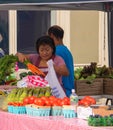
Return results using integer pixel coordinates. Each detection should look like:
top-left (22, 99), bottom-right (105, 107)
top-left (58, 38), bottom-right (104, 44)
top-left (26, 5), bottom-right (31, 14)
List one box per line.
top-left (16, 52), bottom-right (30, 63)
top-left (54, 64), bottom-right (69, 76)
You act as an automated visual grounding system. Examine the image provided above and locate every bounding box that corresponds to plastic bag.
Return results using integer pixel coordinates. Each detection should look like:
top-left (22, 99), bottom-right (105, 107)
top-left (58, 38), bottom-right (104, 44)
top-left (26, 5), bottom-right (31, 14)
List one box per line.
top-left (45, 59), bottom-right (66, 98)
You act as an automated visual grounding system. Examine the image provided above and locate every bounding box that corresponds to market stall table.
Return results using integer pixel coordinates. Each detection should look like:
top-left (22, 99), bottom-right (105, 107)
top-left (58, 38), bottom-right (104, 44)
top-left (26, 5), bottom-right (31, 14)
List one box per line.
top-left (0, 110), bottom-right (113, 130)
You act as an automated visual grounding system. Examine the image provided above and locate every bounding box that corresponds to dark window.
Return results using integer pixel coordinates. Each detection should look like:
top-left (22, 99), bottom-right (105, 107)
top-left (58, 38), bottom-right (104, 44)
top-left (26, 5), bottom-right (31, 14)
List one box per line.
top-left (17, 11), bottom-right (50, 68)
top-left (17, 11), bottom-right (50, 54)
top-left (0, 11), bottom-right (9, 55)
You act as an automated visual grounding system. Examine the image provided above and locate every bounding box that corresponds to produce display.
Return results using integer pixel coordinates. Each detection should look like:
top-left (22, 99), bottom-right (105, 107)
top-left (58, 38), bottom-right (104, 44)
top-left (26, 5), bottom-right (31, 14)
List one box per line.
top-left (88, 114), bottom-right (113, 126)
top-left (0, 54), bottom-right (46, 86)
top-left (3, 87), bottom-right (113, 126)
top-left (74, 62), bottom-right (113, 83)
top-left (78, 96), bottom-right (96, 106)
top-left (6, 87), bottom-right (52, 104)
top-left (7, 94), bottom-right (70, 116)
top-left (1, 54), bottom-right (113, 128)
top-left (0, 54), bottom-right (18, 85)
top-left (23, 96), bottom-right (70, 106)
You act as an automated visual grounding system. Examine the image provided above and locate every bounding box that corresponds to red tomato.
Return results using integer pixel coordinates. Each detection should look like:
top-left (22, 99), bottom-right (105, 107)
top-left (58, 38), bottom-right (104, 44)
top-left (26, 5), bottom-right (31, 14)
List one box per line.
top-left (12, 102), bottom-right (21, 106)
top-left (67, 100), bottom-right (70, 105)
top-left (80, 99), bottom-right (87, 106)
top-left (89, 98), bottom-right (96, 105)
top-left (84, 96), bottom-right (91, 101)
top-left (82, 100), bottom-right (91, 106)
top-left (49, 99), bottom-right (55, 106)
top-left (79, 99), bottom-right (83, 105)
top-left (78, 100), bottom-right (82, 105)
top-left (8, 102), bottom-right (13, 105)
top-left (23, 97), bottom-right (30, 105)
top-left (49, 96), bottom-right (57, 101)
top-left (44, 98), bottom-right (51, 106)
top-left (56, 98), bottom-right (62, 106)
top-left (41, 96), bottom-right (49, 101)
top-left (17, 102), bottom-right (24, 106)
top-left (29, 96), bottom-right (36, 104)
top-left (34, 98), bottom-right (45, 106)
top-left (84, 96), bottom-right (96, 105)
top-left (52, 101), bottom-right (59, 106)
top-left (63, 97), bottom-right (70, 102)
top-left (60, 100), bottom-right (69, 106)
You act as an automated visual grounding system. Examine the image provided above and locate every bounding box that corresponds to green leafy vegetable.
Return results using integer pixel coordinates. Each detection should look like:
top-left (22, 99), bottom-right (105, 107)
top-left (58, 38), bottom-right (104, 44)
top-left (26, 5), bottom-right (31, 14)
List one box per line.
top-left (0, 54), bottom-right (18, 84)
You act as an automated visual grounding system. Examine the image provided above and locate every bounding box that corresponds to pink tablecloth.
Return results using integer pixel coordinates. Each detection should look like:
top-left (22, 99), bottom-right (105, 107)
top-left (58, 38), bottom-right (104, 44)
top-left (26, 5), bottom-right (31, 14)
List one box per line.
top-left (0, 110), bottom-right (113, 130)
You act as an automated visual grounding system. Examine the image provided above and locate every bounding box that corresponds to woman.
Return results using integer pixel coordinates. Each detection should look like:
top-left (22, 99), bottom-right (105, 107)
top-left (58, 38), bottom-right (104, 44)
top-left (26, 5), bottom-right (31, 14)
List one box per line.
top-left (16, 35), bottom-right (69, 88)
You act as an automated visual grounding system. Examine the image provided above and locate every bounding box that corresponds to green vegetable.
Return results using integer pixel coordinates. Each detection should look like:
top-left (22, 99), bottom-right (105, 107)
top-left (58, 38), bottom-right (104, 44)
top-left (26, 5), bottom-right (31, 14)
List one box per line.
top-left (19, 72), bottom-right (28, 79)
top-left (0, 54), bottom-right (18, 84)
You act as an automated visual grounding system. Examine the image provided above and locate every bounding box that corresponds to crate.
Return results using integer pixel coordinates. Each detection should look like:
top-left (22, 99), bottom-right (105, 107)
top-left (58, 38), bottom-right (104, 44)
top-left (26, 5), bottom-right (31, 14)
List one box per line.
top-left (103, 78), bottom-right (113, 95)
top-left (75, 78), bottom-right (103, 96)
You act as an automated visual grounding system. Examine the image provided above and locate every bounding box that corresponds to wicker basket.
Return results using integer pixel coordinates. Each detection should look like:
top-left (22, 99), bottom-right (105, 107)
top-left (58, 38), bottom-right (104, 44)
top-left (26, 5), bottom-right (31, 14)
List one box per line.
top-left (75, 78), bottom-right (103, 96)
top-left (103, 78), bottom-right (113, 95)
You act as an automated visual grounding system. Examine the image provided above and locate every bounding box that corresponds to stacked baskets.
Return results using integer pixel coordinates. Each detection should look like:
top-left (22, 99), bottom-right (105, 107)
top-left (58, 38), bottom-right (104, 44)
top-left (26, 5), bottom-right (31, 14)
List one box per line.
top-left (8, 105), bottom-right (78, 118)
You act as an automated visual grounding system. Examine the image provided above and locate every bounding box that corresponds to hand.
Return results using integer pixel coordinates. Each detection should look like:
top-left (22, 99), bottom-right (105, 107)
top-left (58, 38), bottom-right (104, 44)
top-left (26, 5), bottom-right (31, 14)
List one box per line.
top-left (16, 52), bottom-right (27, 63)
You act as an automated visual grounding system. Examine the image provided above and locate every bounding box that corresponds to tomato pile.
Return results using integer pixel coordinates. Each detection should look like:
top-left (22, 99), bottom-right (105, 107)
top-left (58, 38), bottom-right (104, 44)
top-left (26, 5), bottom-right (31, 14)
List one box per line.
top-left (8, 96), bottom-right (70, 107)
top-left (25, 96), bottom-right (70, 106)
top-left (78, 96), bottom-right (96, 106)
top-left (8, 95), bottom-right (96, 107)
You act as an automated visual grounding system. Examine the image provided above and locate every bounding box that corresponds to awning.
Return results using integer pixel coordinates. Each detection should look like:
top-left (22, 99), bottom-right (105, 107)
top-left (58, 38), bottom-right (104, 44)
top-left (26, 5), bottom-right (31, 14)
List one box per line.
top-left (0, 0), bottom-right (112, 11)
top-left (0, 0), bottom-right (113, 4)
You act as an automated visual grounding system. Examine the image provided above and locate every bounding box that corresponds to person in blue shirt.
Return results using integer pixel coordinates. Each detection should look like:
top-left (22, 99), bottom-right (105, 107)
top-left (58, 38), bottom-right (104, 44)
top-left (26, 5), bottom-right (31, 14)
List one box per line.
top-left (48, 25), bottom-right (75, 97)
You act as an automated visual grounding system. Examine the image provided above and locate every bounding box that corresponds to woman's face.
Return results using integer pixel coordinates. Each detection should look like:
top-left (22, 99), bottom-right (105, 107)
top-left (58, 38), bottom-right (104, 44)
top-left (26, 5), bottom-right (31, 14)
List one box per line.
top-left (38, 44), bottom-right (53, 61)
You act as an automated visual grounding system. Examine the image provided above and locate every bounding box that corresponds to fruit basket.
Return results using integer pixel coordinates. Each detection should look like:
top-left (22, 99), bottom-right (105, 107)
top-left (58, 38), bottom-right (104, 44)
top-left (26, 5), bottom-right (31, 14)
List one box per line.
top-left (51, 106), bottom-right (62, 116)
top-left (8, 105), bottom-right (26, 114)
top-left (26, 105), bottom-right (51, 116)
top-left (62, 105), bottom-right (77, 118)
top-left (75, 78), bottom-right (103, 96)
top-left (103, 78), bottom-right (113, 95)
top-left (7, 105), bottom-right (13, 113)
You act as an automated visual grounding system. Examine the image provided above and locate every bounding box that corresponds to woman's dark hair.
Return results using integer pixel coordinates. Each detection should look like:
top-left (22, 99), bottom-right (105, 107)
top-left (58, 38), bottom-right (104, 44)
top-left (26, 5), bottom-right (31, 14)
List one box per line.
top-left (36, 35), bottom-right (56, 55)
top-left (48, 25), bottom-right (64, 39)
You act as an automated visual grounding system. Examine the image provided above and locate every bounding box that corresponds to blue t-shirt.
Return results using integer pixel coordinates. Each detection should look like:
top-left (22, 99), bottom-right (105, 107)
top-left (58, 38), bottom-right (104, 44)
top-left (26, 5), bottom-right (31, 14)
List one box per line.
top-left (55, 45), bottom-right (75, 97)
